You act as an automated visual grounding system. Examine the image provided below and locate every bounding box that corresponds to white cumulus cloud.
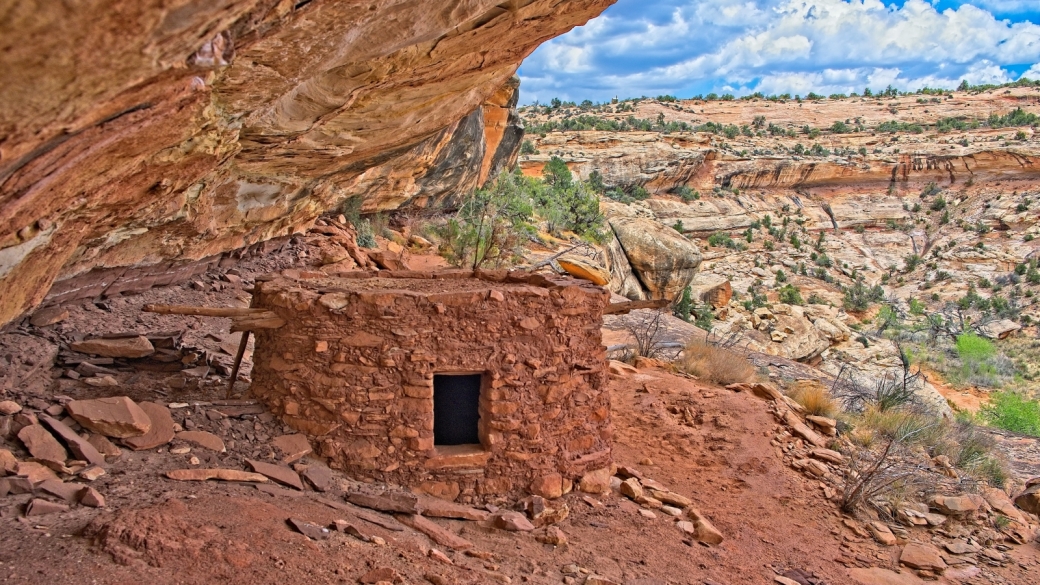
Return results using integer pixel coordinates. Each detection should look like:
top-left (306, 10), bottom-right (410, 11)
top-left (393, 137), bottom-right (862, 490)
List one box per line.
top-left (517, 0), bottom-right (1040, 103)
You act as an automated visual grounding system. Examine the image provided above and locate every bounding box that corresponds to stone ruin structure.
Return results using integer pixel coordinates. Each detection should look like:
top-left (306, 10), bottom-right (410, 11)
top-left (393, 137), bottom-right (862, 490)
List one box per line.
top-left (248, 269), bottom-right (613, 501)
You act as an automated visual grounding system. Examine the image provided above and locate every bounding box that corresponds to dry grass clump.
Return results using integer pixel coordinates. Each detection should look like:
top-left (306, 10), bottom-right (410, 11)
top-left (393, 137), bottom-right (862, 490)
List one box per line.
top-left (679, 339), bottom-right (756, 386)
top-left (787, 384), bottom-right (839, 418)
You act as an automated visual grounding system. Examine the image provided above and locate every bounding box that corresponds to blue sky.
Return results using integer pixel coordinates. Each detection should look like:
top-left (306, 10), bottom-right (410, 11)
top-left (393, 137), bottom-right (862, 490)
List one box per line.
top-left (516, 0), bottom-right (1040, 104)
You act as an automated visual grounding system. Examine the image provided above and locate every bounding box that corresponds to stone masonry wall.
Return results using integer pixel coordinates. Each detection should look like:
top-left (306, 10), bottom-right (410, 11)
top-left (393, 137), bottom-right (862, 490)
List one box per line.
top-left (249, 270), bottom-right (612, 502)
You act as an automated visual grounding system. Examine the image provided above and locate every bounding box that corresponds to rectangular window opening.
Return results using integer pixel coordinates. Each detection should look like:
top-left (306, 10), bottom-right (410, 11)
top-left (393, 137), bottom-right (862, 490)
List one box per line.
top-left (433, 373), bottom-right (482, 446)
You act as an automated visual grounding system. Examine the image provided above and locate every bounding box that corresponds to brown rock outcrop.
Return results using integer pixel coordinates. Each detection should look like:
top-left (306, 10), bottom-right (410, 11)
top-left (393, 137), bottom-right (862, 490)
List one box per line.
top-left (0, 0), bottom-right (615, 326)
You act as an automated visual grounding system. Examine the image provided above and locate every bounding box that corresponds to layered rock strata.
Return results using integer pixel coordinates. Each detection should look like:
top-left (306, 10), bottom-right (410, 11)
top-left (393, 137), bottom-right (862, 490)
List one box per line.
top-left (0, 0), bottom-right (615, 327)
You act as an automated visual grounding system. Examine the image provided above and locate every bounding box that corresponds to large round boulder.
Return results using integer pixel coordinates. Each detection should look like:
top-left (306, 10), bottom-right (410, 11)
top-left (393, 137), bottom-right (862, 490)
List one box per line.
top-left (608, 216), bottom-right (702, 301)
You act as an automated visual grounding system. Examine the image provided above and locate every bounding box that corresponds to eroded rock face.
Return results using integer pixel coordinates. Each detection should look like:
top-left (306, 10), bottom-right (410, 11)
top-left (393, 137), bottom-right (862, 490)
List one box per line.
top-left (0, 0), bottom-right (615, 326)
top-left (606, 215), bottom-right (702, 301)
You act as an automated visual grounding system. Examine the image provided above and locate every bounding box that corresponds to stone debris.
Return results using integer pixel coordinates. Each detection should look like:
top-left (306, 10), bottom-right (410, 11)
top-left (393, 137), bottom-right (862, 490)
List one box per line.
top-left (867, 521), bottom-right (897, 546)
top-left (899, 542), bottom-right (947, 573)
top-left (25, 498), bottom-right (69, 516)
top-left (79, 487), bottom-right (105, 508)
top-left (619, 478), bottom-right (643, 500)
top-left (493, 511), bottom-right (535, 532)
top-left (29, 307), bottom-right (69, 327)
top-left (16, 461), bottom-right (60, 484)
top-left (18, 424), bottom-right (68, 467)
top-left (70, 336), bottom-right (155, 358)
top-left (347, 490), bottom-right (421, 514)
top-left (123, 402), bottom-right (175, 450)
top-left (333, 519), bottom-right (375, 542)
top-left (174, 430), bottom-right (226, 452)
top-left (427, 548), bottom-right (453, 565)
top-left (165, 468), bottom-right (268, 482)
top-left (417, 496), bottom-right (490, 521)
top-left (0, 449), bottom-right (16, 474)
top-left (287, 517), bottom-right (331, 540)
top-left (359, 567), bottom-right (403, 584)
top-left (271, 433), bottom-right (312, 464)
top-left (246, 459), bottom-right (304, 490)
top-left (87, 434), bottom-right (122, 458)
top-left (686, 508), bottom-right (724, 545)
top-left (577, 466), bottom-right (612, 494)
top-left (0, 401), bottom-right (22, 415)
top-left (66, 397), bottom-right (151, 438)
top-left (1013, 479), bottom-right (1040, 515)
top-left (0, 477), bottom-right (33, 495)
top-left (39, 415), bottom-right (106, 467)
top-left (930, 494), bottom-right (982, 516)
top-left (38, 479), bottom-right (83, 502)
top-left (298, 464), bottom-right (334, 492)
top-left (76, 464), bottom-right (104, 478)
top-left (536, 525), bottom-right (568, 548)
top-left (396, 513), bottom-right (474, 550)
top-left (583, 574), bottom-right (621, 585)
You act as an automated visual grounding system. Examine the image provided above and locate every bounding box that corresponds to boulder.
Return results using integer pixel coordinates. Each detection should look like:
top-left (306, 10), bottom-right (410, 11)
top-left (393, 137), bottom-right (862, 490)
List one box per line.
top-left (578, 466), bottom-right (612, 494)
top-left (687, 273), bottom-right (732, 308)
top-left (1015, 481), bottom-right (1040, 515)
top-left (686, 508), bottom-right (724, 545)
top-left (899, 542), bottom-right (946, 572)
top-left (557, 257), bottom-right (609, 286)
top-left (979, 319), bottom-right (1021, 340)
top-left (493, 511), bottom-right (535, 532)
top-left (70, 336), bottom-right (154, 358)
top-left (930, 494), bottom-right (981, 516)
top-left (608, 216), bottom-right (702, 301)
top-left (66, 397), bottom-right (151, 438)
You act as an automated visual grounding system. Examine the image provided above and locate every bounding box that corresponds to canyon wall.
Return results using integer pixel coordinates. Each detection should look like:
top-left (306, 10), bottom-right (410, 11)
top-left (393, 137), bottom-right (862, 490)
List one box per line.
top-left (0, 0), bottom-right (615, 327)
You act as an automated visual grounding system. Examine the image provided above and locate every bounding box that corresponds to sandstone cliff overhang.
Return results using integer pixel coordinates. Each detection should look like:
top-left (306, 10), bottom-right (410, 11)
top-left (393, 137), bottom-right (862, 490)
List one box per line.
top-left (0, 0), bottom-right (616, 328)
top-left (248, 269), bottom-right (613, 499)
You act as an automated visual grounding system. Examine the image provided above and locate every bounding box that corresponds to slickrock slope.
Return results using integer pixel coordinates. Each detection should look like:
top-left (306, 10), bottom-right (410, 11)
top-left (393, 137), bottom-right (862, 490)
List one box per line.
top-left (0, 0), bottom-right (615, 327)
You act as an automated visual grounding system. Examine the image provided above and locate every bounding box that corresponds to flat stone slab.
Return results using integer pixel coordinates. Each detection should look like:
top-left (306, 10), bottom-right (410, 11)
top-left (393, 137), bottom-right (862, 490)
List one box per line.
top-left (900, 542), bottom-right (947, 572)
top-left (165, 468), bottom-right (268, 482)
top-left (417, 496), bottom-right (490, 521)
top-left (26, 499), bottom-right (69, 516)
top-left (18, 424), bottom-right (68, 466)
top-left (124, 402), bottom-right (175, 450)
top-left (70, 336), bottom-right (154, 358)
top-left (347, 490), bottom-right (420, 514)
top-left (271, 434), bottom-right (312, 464)
top-left (175, 431), bottom-right (226, 452)
top-left (246, 459), bottom-right (304, 490)
top-left (299, 464), bottom-right (334, 492)
top-left (67, 397), bottom-right (151, 438)
top-left (39, 414), bottom-right (106, 467)
top-left (38, 479), bottom-right (83, 502)
top-left (395, 513), bottom-right (474, 550)
top-left (287, 518), bottom-right (331, 540)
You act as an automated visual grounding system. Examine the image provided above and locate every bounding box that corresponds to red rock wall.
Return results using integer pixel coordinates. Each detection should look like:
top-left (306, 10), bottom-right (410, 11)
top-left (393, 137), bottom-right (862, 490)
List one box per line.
top-left (248, 270), bottom-right (613, 501)
top-left (0, 0), bottom-right (616, 327)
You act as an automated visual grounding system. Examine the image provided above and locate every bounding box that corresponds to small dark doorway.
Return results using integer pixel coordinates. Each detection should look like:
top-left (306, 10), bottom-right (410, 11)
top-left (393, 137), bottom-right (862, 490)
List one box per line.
top-left (433, 374), bottom-right (482, 446)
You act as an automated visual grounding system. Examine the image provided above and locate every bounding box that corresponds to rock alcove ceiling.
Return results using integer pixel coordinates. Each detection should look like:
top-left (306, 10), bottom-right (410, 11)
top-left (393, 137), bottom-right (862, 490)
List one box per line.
top-left (0, 0), bottom-right (616, 327)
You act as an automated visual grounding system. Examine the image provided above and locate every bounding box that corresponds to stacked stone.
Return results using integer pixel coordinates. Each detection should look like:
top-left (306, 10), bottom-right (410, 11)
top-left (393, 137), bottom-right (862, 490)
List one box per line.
top-left (249, 269), bottom-right (612, 501)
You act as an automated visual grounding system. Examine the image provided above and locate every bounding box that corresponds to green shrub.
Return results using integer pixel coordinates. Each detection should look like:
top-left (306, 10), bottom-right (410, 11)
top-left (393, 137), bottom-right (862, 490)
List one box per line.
top-left (843, 277), bottom-right (885, 311)
top-left (356, 219), bottom-right (377, 249)
top-left (981, 391), bottom-right (1040, 437)
top-left (520, 140), bottom-right (537, 155)
top-left (435, 172), bottom-right (535, 269)
top-left (673, 286), bottom-right (693, 322)
top-left (778, 284), bottom-right (804, 305)
top-left (956, 333), bottom-right (995, 362)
